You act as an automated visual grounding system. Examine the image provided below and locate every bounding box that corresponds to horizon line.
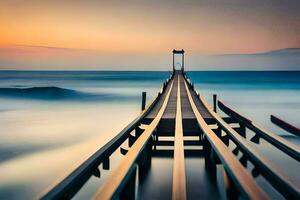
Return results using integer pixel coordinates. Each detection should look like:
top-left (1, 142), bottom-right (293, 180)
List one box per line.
top-left (1, 44), bottom-right (300, 56)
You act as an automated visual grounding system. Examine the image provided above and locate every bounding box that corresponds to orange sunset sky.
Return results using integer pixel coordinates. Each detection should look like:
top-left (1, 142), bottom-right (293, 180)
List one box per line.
top-left (0, 0), bottom-right (299, 69)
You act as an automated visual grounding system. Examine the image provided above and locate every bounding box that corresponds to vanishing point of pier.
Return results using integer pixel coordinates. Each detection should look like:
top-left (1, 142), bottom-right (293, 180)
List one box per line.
top-left (42, 50), bottom-right (300, 200)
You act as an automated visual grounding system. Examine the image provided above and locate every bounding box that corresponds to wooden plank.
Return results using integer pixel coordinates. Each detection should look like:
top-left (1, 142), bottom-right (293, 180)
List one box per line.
top-left (162, 74), bottom-right (178, 119)
top-left (155, 140), bottom-right (202, 146)
top-left (93, 78), bottom-right (175, 200)
top-left (172, 75), bottom-right (187, 200)
top-left (180, 76), bottom-right (195, 119)
top-left (182, 74), bottom-right (213, 120)
top-left (152, 149), bottom-right (203, 158)
top-left (40, 84), bottom-right (165, 200)
top-left (145, 77), bottom-right (173, 119)
top-left (218, 101), bottom-right (300, 162)
top-left (200, 97), bottom-right (300, 199)
top-left (271, 115), bottom-right (300, 137)
top-left (183, 79), bottom-right (268, 200)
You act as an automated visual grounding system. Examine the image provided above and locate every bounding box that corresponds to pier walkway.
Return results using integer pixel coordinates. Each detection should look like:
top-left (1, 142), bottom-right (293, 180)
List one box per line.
top-left (41, 50), bottom-right (300, 200)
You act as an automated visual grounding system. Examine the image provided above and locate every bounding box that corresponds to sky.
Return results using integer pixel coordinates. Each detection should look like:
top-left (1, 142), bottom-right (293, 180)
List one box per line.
top-left (0, 0), bottom-right (299, 70)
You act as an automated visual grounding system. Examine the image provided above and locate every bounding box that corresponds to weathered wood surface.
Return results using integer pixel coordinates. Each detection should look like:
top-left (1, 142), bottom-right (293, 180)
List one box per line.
top-left (172, 76), bottom-right (187, 200)
top-left (145, 74), bottom-right (176, 119)
top-left (184, 78), bottom-right (268, 200)
top-left (180, 75), bottom-right (194, 119)
top-left (183, 75), bottom-right (213, 120)
top-left (146, 71), bottom-right (213, 121)
top-left (163, 74), bottom-right (178, 119)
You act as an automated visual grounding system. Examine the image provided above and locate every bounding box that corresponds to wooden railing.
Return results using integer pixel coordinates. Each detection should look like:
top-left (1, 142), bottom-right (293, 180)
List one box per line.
top-left (172, 76), bottom-right (187, 200)
top-left (93, 78), bottom-right (175, 200)
top-left (218, 101), bottom-right (300, 162)
top-left (271, 115), bottom-right (300, 137)
top-left (199, 95), bottom-right (300, 199)
top-left (183, 78), bottom-right (268, 199)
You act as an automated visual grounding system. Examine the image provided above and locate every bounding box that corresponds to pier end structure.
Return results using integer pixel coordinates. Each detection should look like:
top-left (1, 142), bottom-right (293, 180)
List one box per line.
top-left (172, 49), bottom-right (185, 72)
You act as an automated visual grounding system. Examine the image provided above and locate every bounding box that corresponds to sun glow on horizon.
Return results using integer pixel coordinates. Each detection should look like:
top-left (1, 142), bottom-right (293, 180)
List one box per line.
top-left (1, 0), bottom-right (300, 54)
top-left (0, 0), bottom-right (299, 69)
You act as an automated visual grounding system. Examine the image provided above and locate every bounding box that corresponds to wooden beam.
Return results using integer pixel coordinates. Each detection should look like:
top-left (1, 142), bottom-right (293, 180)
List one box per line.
top-left (152, 149), bottom-right (203, 158)
top-left (201, 97), bottom-right (300, 199)
top-left (172, 76), bottom-right (187, 200)
top-left (271, 115), bottom-right (300, 137)
top-left (183, 79), bottom-right (268, 200)
top-left (218, 101), bottom-right (300, 162)
top-left (154, 140), bottom-right (202, 146)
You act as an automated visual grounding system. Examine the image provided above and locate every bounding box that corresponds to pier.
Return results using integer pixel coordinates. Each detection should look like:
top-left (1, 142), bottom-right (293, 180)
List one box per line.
top-left (41, 50), bottom-right (300, 200)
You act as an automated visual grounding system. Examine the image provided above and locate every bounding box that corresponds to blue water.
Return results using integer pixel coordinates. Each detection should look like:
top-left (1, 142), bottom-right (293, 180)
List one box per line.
top-left (186, 71), bottom-right (300, 128)
top-left (0, 70), bottom-right (299, 199)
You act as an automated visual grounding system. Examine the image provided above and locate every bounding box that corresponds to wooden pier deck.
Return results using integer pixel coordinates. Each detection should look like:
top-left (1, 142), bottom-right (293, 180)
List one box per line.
top-left (41, 52), bottom-right (300, 200)
top-left (144, 71), bottom-right (209, 136)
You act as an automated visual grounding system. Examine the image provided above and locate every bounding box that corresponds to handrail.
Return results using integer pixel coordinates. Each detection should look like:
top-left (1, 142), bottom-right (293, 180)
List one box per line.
top-left (172, 76), bottom-right (187, 200)
top-left (200, 96), bottom-right (300, 199)
top-left (271, 115), bottom-right (300, 137)
top-left (40, 78), bottom-right (171, 200)
top-left (93, 78), bottom-right (175, 200)
top-left (218, 101), bottom-right (300, 161)
top-left (183, 79), bottom-right (268, 199)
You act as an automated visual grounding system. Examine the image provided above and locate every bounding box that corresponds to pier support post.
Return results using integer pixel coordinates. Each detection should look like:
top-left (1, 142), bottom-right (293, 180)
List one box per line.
top-left (213, 94), bottom-right (217, 113)
top-left (215, 126), bottom-right (222, 137)
top-left (223, 168), bottom-right (239, 200)
top-left (221, 134), bottom-right (230, 146)
top-left (138, 139), bottom-right (152, 180)
top-left (135, 126), bottom-right (143, 137)
top-left (141, 92), bottom-right (146, 111)
top-left (204, 137), bottom-right (217, 181)
top-left (163, 81), bottom-right (168, 91)
top-left (234, 123), bottom-right (246, 138)
top-left (119, 166), bottom-right (137, 200)
top-left (239, 123), bottom-right (246, 137)
top-left (153, 132), bottom-right (158, 150)
top-left (102, 157), bottom-right (110, 170)
top-left (215, 126), bottom-right (230, 146)
top-left (128, 133), bottom-right (136, 147)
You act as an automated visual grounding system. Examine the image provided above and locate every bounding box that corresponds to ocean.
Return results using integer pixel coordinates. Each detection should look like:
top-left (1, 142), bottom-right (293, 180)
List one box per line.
top-left (0, 71), bottom-right (299, 199)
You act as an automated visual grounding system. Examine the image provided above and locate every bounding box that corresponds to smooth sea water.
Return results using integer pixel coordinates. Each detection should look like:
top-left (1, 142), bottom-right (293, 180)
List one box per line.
top-left (0, 71), bottom-right (299, 199)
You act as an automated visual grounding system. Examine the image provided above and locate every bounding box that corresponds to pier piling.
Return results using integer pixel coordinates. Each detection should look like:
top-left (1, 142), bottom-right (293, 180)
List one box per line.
top-left (213, 94), bottom-right (217, 113)
top-left (141, 92), bottom-right (146, 111)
